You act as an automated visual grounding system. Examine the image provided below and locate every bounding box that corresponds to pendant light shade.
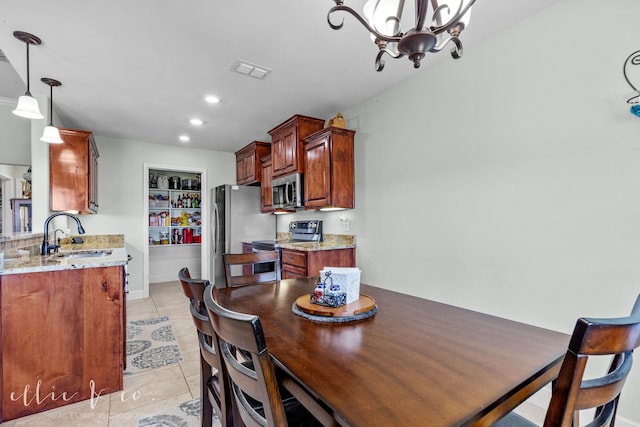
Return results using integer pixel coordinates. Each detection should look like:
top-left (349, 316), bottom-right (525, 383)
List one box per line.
top-left (40, 78), bottom-right (63, 144)
top-left (13, 94), bottom-right (44, 119)
top-left (12, 31), bottom-right (44, 119)
top-left (41, 125), bottom-right (63, 144)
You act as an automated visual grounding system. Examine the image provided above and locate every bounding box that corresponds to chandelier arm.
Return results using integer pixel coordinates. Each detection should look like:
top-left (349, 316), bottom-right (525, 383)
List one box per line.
top-left (449, 37), bottom-right (463, 59)
top-left (623, 49), bottom-right (640, 93)
top-left (425, 35), bottom-right (463, 60)
top-left (375, 47), bottom-right (404, 72)
top-left (415, 0), bottom-right (429, 32)
top-left (429, 0), bottom-right (476, 35)
top-left (328, 4), bottom-right (402, 43)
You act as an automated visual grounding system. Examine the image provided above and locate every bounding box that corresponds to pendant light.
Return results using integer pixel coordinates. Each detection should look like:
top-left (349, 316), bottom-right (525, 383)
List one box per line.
top-left (40, 78), bottom-right (63, 144)
top-left (12, 31), bottom-right (44, 119)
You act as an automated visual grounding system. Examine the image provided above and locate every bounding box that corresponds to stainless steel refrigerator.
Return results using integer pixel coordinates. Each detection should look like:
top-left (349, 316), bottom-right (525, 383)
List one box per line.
top-left (211, 184), bottom-right (275, 287)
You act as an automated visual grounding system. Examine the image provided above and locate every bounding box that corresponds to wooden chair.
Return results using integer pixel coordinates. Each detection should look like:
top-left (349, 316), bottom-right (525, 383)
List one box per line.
top-left (178, 267), bottom-right (232, 427)
top-left (203, 286), bottom-right (327, 427)
top-left (223, 251), bottom-right (281, 288)
top-left (493, 294), bottom-right (640, 427)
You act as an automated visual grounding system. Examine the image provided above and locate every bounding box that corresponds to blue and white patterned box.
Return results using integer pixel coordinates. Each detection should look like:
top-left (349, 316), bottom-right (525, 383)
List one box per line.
top-left (319, 267), bottom-right (361, 304)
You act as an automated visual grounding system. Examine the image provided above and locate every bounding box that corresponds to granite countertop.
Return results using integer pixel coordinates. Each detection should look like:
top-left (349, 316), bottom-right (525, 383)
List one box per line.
top-left (1, 234), bottom-right (128, 275)
top-left (277, 233), bottom-right (356, 251)
top-left (278, 241), bottom-right (355, 251)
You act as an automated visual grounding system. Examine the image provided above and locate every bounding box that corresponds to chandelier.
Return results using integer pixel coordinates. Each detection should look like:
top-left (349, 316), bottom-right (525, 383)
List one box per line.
top-left (623, 50), bottom-right (640, 118)
top-left (328, 0), bottom-right (476, 71)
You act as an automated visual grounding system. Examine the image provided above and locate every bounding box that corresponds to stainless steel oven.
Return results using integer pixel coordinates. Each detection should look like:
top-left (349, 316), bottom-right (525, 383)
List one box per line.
top-left (251, 220), bottom-right (323, 275)
top-left (251, 242), bottom-right (279, 274)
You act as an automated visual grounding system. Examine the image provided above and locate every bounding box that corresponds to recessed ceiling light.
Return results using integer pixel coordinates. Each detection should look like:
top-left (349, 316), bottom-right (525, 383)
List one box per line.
top-left (189, 118), bottom-right (204, 126)
top-left (179, 135), bottom-right (190, 142)
top-left (205, 95), bottom-right (220, 104)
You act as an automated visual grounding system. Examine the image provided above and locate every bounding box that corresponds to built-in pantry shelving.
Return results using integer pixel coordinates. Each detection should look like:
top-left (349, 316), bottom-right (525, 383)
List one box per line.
top-left (148, 170), bottom-right (202, 247)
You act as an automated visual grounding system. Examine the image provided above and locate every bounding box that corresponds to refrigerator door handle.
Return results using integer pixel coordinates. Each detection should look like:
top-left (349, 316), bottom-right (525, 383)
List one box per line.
top-left (213, 202), bottom-right (220, 258)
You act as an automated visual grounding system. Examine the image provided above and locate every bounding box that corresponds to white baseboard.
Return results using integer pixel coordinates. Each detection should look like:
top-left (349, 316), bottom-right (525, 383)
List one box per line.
top-left (126, 289), bottom-right (146, 301)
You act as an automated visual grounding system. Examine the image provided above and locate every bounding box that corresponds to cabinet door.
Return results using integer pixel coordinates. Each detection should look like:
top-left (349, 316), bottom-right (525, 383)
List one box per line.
top-left (272, 131), bottom-right (285, 176)
top-left (81, 266), bottom-right (124, 394)
top-left (236, 151), bottom-right (257, 185)
top-left (282, 265), bottom-right (307, 279)
top-left (50, 128), bottom-right (99, 214)
top-left (1, 267), bottom-right (123, 421)
top-left (281, 249), bottom-right (307, 278)
top-left (304, 135), bottom-right (331, 208)
top-left (260, 155), bottom-right (274, 213)
top-left (279, 126), bottom-right (298, 176)
top-left (236, 156), bottom-right (246, 185)
top-left (272, 127), bottom-right (298, 177)
top-left (89, 139), bottom-right (99, 211)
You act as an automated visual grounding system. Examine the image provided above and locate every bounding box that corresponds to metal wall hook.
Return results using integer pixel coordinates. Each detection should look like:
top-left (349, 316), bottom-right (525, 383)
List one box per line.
top-left (623, 49), bottom-right (640, 104)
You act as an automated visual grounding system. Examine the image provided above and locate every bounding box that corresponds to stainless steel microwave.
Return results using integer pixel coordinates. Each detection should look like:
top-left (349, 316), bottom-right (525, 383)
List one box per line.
top-left (272, 172), bottom-right (303, 210)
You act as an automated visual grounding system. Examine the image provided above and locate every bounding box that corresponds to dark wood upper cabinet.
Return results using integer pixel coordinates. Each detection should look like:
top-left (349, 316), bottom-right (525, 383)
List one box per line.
top-left (268, 115), bottom-right (324, 178)
top-left (49, 128), bottom-right (99, 214)
top-left (260, 154), bottom-right (274, 213)
top-left (235, 141), bottom-right (271, 186)
top-left (303, 127), bottom-right (356, 210)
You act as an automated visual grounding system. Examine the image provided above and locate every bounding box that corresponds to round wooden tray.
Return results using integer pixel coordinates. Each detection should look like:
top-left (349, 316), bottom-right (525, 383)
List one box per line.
top-left (295, 294), bottom-right (376, 317)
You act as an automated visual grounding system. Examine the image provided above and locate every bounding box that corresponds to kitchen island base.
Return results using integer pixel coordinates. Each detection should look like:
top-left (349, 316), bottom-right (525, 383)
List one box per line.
top-left (0, 266), bottom-right (124, 422)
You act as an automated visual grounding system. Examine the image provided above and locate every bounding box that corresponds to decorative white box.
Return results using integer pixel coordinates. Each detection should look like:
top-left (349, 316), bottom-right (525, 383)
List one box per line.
top-left (319, 267), bottom-right (361, 304)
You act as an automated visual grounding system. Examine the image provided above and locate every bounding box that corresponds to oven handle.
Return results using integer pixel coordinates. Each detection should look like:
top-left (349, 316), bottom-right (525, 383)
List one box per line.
top-left (285, 182), bottom-right (292, 205)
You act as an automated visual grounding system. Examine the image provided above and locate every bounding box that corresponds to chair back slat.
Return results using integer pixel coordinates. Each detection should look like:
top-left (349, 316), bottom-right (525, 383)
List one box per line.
top-left (205, 286), bottom-right (288, 426)
top-left (223, 252), bottom-right (281, 288)
top-left (543, 295), bottom-right (640, 427)
top-left (178, 267), bottom-right (233, 427)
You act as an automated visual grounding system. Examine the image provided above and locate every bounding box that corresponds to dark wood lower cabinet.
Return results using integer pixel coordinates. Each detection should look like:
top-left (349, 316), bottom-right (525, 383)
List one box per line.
top-left (281, 248), bottom-right (355, 279)
top-left (0, 266), bottom-right (124, 422)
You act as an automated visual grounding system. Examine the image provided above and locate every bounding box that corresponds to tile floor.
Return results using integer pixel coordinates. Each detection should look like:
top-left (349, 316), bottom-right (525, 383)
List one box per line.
top-left (0, 280), bottom-right (200, 427)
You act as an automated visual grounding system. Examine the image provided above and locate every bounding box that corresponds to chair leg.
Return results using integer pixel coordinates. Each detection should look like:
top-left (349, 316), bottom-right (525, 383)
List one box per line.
top-left (201, 356), bottom-right (213, 427)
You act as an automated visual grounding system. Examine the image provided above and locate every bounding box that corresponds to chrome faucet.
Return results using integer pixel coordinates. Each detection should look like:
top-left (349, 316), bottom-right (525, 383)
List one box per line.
top-left (42, 213), bottom-right (86, 255)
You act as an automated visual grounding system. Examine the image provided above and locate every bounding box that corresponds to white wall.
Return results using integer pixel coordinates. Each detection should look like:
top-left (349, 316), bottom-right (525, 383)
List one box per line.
top-left (288, 0), bottom-right (640, 421)
top-left (0, 100), bottom-right (30, 165)
top-left (75, 136), bottom-right (234, 298)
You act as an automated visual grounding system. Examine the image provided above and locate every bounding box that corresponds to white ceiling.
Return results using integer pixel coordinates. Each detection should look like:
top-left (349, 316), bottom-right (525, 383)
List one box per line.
top-left (0, 0), bottom-right (556, 153)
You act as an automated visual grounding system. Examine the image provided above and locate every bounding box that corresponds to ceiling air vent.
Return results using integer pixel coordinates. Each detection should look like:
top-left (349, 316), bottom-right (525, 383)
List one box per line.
top-left (230, 60), bottom-right (272, 80)
top-left (0, 49), bottom-right (9, 63)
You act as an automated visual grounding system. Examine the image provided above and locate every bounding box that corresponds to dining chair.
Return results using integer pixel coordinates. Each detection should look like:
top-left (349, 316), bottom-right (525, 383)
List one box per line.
top-left (178, 267), bottom-right (232, 427)
top-left (493, 294), bottom-right (640, 427)
top-left (223, 251), bottom-right (281, 288)
top-left (203, 286), bottom-right (328, 427)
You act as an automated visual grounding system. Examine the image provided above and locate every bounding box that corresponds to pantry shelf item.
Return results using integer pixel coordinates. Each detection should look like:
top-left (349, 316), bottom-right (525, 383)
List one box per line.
top-left (148, 181), bottom-right (202, 247)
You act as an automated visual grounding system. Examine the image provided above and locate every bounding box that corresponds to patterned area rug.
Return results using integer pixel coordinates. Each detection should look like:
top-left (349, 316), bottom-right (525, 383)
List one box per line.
top-left (125, 315), bottom-right (183, 375)
top-left (138, 398), bottom-right (221, 427)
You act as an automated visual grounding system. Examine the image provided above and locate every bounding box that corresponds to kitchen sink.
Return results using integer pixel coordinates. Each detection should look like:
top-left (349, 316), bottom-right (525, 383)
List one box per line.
top-left (55, 250), bottom-right (113, 259)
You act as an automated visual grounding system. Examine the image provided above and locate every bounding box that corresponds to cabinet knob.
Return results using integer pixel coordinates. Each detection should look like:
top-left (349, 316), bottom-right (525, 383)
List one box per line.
top-left (102, 281), bottom-right (108, 291)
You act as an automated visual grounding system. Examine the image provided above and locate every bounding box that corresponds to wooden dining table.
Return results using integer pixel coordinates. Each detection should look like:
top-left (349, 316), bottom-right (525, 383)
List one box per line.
top-left (216, 278), bottom-right (569, 426)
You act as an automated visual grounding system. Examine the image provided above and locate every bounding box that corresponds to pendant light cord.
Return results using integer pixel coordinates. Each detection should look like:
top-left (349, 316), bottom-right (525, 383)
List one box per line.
top-left (25, 42), bottom-right (32, 96)
top-left (48, 84), bottom-right (54, 126)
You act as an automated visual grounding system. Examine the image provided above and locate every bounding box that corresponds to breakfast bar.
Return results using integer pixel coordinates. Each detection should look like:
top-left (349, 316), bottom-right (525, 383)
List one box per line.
top-left (216, 278), bottom-right (570, 426)
top-left (0, 235), bottom-right (128, 422)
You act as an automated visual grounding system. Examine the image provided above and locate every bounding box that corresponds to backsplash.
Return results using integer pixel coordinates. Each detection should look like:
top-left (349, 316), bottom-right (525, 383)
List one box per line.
top-left (0, 233), bottom-right (44, 252)
top-left (277, 232), bottom-right (355, 246)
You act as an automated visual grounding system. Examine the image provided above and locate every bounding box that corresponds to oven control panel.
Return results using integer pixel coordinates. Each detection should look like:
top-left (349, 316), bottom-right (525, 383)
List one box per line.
top-left (289, 220), bottom-right (322, 242)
